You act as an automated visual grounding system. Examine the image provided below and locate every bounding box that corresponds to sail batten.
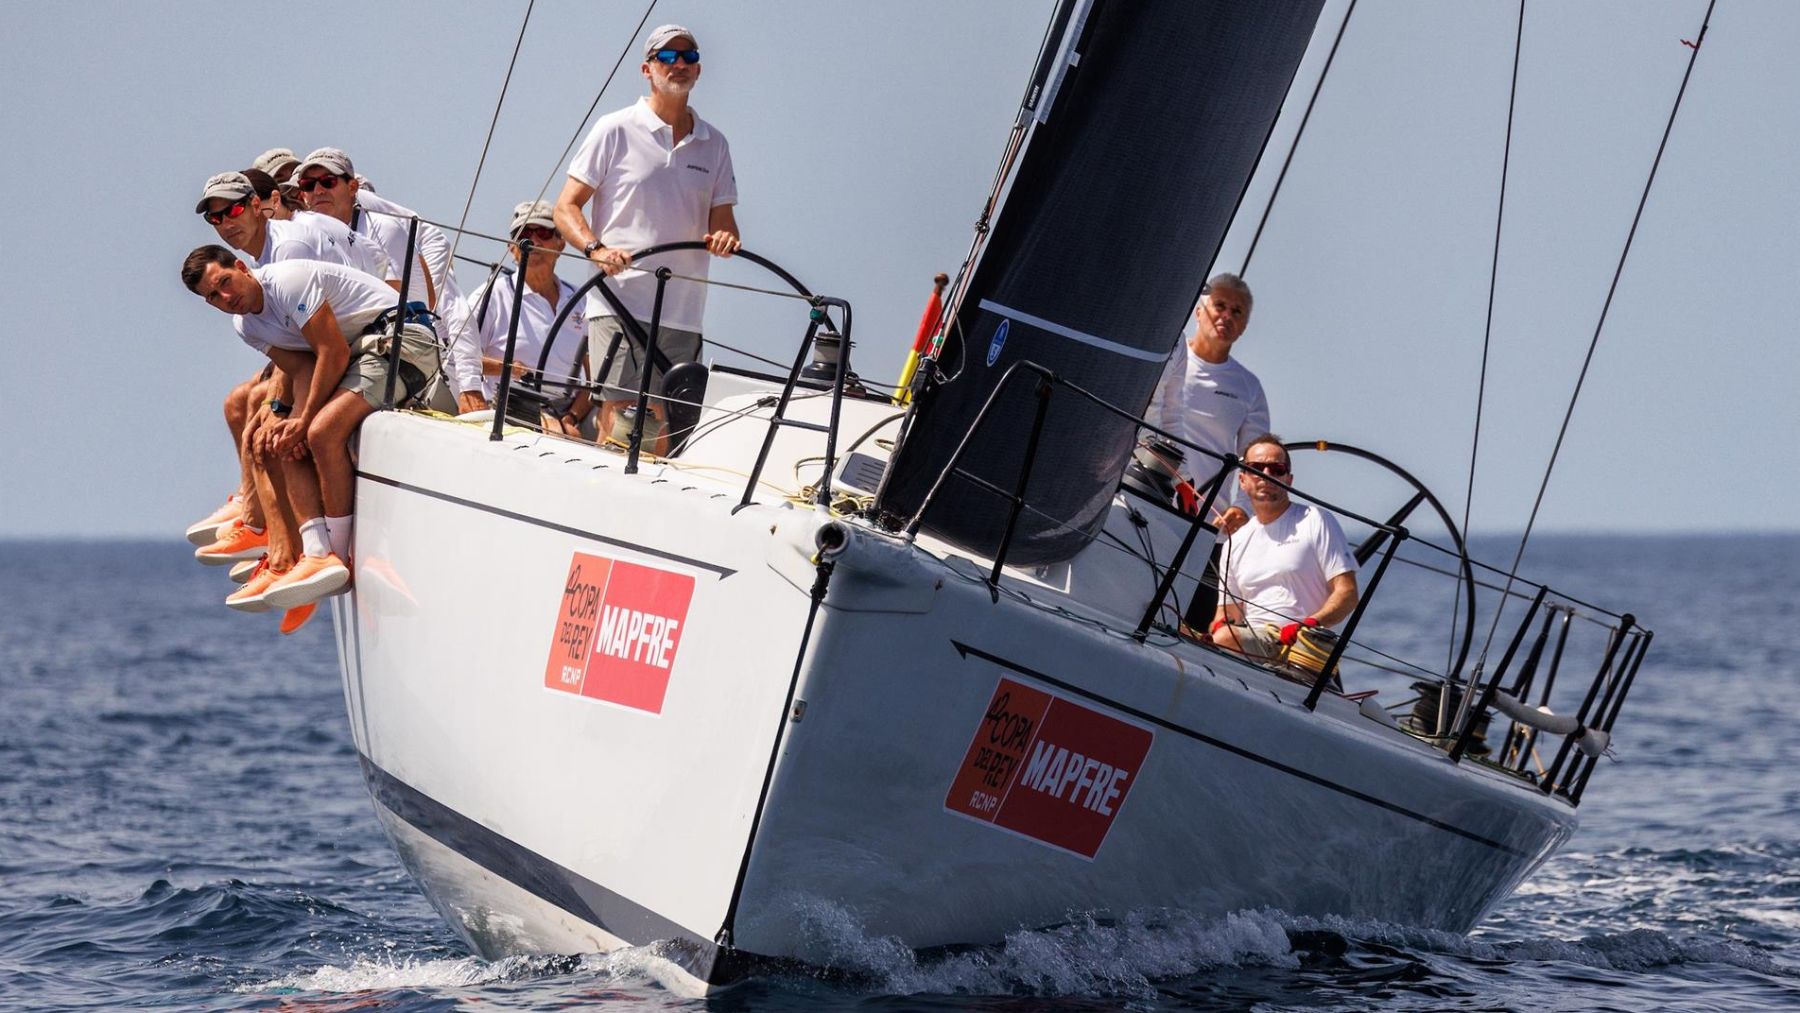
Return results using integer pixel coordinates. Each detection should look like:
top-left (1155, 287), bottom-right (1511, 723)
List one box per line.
top-left (878, 0), bottom-right (1328, 565)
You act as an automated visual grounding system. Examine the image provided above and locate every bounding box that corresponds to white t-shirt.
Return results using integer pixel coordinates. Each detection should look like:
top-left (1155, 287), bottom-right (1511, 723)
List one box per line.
top-left (234, 260), bottom-right (402, 354)
top-left (255, 213), bottom-right (385, 279)
top-left (458, 274), bottom-right (586, 399)
top-left (1220, 501), bottom-right (1357, 629)
top-left (568, 97), bottom-right (738, 330)
top-left (1146, 345), bottom-right (1270, 512)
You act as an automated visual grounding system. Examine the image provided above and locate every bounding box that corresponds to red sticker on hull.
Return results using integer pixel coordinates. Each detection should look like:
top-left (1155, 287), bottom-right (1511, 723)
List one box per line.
top-left (543, 552), bottom-right (693, 714)
top-left (946, 677), bottom-right (1153, 859)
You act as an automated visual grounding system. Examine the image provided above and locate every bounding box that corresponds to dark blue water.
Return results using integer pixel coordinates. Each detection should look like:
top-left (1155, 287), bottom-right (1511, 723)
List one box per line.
top-left (3, 537), bottom-right (1797, 1011)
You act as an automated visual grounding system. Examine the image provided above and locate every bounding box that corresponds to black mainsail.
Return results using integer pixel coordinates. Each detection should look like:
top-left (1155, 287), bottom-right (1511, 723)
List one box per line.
top-left (876, 0), bottom-right (1326, 565)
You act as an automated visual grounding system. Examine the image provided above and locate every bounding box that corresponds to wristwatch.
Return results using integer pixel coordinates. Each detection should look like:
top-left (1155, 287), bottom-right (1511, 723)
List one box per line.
top-left (583, 239), bottom-right (604, 256)
top-left (267, 398), bottom-right (292, 417)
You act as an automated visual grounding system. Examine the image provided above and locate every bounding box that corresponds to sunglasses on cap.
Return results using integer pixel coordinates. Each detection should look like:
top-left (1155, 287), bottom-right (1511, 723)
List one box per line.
top-left (1244, 460), bottom-right (1291, 478)
top-left (201, 197), bottom-right (251, 226)
top-left (296, 174), bottom-right (347, 194)
top-left (651, 47), bottom-right (700, 65)
top-left (516, 224), bottom-right (559, 243)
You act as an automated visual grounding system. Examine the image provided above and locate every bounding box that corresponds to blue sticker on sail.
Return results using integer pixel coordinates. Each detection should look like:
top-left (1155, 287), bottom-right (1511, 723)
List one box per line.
top-left (986, 318), bottom-right (1011, 367)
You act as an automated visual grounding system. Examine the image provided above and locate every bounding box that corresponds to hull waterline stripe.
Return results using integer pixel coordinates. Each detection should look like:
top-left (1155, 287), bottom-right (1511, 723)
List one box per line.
top-left (951, 641), bottom-right (1531, 858)
top-left (976, 300), bottom-right (1168, 363)
top-left (356, 471), bottom-right (736, 578)
top-left (357, 754), bottom-right (754, 986)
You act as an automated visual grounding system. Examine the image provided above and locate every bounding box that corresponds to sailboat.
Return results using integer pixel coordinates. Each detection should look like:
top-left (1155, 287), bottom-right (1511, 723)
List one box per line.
top-left (330, 0), bottom-right (1652, 994)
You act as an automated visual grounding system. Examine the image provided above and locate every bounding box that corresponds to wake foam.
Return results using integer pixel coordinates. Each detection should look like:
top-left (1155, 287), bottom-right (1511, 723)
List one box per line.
top-left (781, 898), bottom-right (1297, 998)
top-left (1288, 913), bottom-right (1787, 976)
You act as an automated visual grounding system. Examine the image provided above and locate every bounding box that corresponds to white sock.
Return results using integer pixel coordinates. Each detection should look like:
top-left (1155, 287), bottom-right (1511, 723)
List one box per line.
top-left (325, 515), bottom-right (353, 560)
top-left (243, 523), bottom-right (265, 535)
top-left (299, 518), bottom-right (330, 558)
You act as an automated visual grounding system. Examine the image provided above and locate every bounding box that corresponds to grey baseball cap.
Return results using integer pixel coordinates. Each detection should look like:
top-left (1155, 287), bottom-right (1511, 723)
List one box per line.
top-left (252, 147), bottom-right (299, 178)
top-left (195, 171), bottom-right (255, 214)
top-left (509, 200), bottom-right (557, 239)
top-left (294, 147), bottom-right (355, 180)
top-left (644, 24), bottom-right (695, 56)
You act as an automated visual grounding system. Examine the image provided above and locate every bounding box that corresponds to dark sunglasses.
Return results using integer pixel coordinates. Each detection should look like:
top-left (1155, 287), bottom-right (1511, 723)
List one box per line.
top-left (296, 174), bottom-right (347, 194)
top-left (516, 224), bottom-right (559, 243)
top-left (651, 48), bottom-right (700, 65)
top-left (201, 197), bottom-right (251, 225)
top-left (1244, 461), bottom-right (1291, 478)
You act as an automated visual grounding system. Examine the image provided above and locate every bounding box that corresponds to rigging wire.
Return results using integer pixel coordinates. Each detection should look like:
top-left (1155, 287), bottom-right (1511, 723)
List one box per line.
top-left (530, 0), bottom-right (660, 209)
top-left (1446, 0), bottom-right (1526, 681)
top-left (443, 0), bottom-right (536, 281)
top-left (1238, 0), bottom-right (1358, 278)
top-left (1462, 0), bottom-right (1714, 719)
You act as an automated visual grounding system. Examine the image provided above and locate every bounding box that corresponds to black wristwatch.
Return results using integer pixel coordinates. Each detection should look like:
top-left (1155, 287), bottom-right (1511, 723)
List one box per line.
top-left (583, 239), bottom-right (604, 256)
top-left (268, 398), bottom-right (292, 417)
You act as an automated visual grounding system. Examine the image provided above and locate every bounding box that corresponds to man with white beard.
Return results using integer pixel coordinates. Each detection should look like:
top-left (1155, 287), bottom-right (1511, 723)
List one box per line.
top-left (554, 23), bottom-right (740, 450)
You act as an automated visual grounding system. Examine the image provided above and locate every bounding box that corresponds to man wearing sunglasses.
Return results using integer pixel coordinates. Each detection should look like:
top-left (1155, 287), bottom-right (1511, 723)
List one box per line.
top-left (290, 149), bottom-right (424, 304)
top-left (554, 22), bottom-right (739, 449)
top-left (1209, 434), bottom-right (1359, 662)
top-left (291, 147), bottom-right (485, 410)
top-left (190, 170), bottom-right (397, 627)
top-left (181, 245), bottom-right (448, 611)
top-left (453, 201), bottom-right (588, 435)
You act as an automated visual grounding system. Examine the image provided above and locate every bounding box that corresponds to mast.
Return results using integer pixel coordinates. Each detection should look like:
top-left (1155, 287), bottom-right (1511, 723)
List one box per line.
top-left (876, 0), bottom-right (1327, 565)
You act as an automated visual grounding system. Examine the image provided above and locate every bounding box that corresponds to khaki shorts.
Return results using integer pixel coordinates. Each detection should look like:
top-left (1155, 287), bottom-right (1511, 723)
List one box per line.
top-left (343, 322), bottom-right (452, 411)
top-left (1224, 621), bottom-right (1285, 662)
top-left (586, 316), bottom-right (702, 401)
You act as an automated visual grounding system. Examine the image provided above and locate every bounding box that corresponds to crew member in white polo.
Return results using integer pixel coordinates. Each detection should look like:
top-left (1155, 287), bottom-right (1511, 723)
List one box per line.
top-left (181, 246), bottom-right (445, 610)
top-left (192, 170), bottom-right (392, 623)
top-left (554, 23), bottom-right (740, 450)
top-left (454, 201), bottom-right (588, 435)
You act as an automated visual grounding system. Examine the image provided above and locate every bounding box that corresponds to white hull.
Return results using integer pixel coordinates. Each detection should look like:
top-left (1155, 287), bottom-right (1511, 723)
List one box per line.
top-left (335, 402), bottom-right (1576, 992)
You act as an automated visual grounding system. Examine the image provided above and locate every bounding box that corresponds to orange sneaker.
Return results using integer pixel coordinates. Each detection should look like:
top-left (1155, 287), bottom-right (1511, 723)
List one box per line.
top-left (195, 521), bottom-right (269, 565)
top-left (262, 553), bottom-right (351, 610)
top-left (185, 495), bottom-right (244, 546)
top-left (228, 556), bottom-right (263, 584)
top-left (225, 560), bottom-right (286, 613)
top-left (278, 603), bottom-right (318, 635)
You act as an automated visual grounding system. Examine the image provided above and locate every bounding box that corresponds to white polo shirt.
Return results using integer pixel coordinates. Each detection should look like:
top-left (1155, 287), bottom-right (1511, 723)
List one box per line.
top-left (349, 205), bottom-right (407, 284)
top-left (357, 188), bottom-right (470, 385)
top-left (568, 97), bottom-right (737, 330)
top-left (256, 213), bottom-right (386, 279)
top-left (234, 260), bottom-right (400, 354)
top-left (356, 188), bottom-right (462, 309)
top-left (459, 274), bottom-right (586, 399)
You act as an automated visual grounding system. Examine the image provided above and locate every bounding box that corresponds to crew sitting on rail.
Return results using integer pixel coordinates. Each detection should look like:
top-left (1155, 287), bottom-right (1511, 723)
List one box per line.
top-left (181, 246), bottom-right (449, 611)
top-left (449, 201), bottom-right (589, 436)
top-left (188, 169), bottom-right (401, 631)
top-left (1210, 434), bottom-right (1360, 662)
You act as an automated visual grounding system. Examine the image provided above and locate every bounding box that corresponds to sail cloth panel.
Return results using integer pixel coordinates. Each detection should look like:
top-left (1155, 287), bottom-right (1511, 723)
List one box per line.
top-left (878, 0), bottom-right (1325, 565)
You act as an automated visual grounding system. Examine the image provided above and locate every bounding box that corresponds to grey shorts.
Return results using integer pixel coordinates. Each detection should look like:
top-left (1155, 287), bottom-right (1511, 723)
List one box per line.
top-left (342, 322), bottom-right (450, 411)
top-left (586, 316), bottom-right (702, 401)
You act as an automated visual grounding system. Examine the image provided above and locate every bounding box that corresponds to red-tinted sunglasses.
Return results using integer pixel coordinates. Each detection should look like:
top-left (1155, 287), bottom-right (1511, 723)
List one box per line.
top-left (201, 198), bottom-right (251, 225)
top-left (517, 224), bottom-right (559, 243)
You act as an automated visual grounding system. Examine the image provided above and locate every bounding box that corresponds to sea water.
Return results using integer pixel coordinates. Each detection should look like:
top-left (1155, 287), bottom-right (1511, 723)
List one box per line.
top-left (2, 536), bottom-right (1796, 1011)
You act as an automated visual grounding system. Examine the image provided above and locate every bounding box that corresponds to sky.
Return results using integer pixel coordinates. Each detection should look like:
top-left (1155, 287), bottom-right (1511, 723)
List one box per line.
top-left (1, 0), bottom-right (1794, 541)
